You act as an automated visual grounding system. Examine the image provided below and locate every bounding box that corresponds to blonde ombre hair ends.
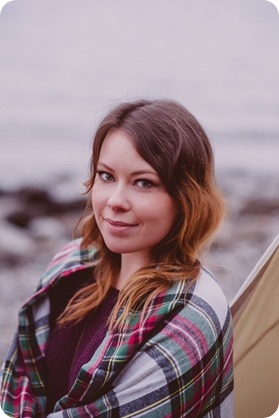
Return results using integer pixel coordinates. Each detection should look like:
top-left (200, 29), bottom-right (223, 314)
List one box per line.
top-left (59, 99), bottom-right (225, 328)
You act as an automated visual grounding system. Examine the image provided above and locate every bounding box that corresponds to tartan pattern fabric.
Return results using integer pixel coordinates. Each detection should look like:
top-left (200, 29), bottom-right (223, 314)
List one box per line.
top-left (0, 240), bottom-right (233, 417)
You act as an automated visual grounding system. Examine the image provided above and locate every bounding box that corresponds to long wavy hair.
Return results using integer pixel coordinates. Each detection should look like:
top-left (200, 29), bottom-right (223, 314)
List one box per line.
top-left (59, 99), bottom-right (225, 329)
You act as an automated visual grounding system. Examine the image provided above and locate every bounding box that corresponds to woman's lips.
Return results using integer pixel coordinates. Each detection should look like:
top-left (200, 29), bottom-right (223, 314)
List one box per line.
top-left (105, 218), bottom-right (137, 227)
top-left (104, 218), bottom-right (138, 233)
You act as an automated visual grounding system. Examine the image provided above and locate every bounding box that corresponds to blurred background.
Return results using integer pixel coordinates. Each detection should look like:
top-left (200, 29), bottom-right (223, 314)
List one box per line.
top-left (0, 0), bottom-right (278, 362)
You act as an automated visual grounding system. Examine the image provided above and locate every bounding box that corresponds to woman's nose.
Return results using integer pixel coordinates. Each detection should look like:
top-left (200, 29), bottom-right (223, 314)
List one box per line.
top-left (107, 184), bottom-right (130, 211)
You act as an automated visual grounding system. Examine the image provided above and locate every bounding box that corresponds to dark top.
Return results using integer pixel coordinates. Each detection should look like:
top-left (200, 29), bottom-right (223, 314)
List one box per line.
top-left (45, 268), bottom-right (119, 414)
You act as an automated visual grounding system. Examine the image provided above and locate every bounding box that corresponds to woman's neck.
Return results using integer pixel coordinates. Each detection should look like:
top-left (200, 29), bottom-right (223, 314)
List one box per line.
top-left (114, 252), bottom-right (150, 290)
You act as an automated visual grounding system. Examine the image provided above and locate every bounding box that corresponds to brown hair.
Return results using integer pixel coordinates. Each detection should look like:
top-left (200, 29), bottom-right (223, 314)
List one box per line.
top-left (59, 99), bottom-right (225, 328)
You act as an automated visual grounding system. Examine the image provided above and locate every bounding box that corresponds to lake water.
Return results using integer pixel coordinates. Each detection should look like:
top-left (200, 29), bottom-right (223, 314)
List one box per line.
top-left (0, 0), bottom-right (278, 192)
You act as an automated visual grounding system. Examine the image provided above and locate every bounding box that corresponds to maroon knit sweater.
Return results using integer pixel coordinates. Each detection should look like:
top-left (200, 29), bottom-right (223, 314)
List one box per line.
top-left (45, 268), bottom-right (119, 414)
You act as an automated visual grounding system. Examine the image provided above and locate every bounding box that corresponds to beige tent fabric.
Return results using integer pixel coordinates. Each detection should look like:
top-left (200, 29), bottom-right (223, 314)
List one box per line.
top-left (231, 234), bottom-right (279, 418)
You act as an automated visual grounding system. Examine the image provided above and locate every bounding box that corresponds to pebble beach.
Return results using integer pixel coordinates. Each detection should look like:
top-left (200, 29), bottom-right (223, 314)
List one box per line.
top-left (0, 168), bottom-right (278, 363)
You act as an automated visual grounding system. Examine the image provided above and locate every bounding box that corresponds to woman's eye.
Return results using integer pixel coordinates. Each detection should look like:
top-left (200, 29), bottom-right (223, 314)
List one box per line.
top-left (97, 171), bottom-right (114, 182)
top-left (136, 179), bottom-right (154, 189)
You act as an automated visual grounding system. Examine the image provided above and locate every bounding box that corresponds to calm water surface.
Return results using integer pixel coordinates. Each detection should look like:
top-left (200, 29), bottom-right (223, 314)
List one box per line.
top-left (0, 0), bottom-right (278, 190)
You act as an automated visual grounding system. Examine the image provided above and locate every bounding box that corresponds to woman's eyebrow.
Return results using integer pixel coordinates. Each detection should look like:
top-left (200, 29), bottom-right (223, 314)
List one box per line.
top-left (97, 162), bottom-right (114, 172)
top-left (97, 162), bottom-right (157, 176)
top-left (131, 170), bottom-right (158, 176)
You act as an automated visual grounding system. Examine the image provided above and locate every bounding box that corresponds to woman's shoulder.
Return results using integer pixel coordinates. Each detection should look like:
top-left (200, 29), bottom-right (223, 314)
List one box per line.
top-left (191, 267), bottom-right (231, 322)
top-left (37, 238), bottom-right (98, 290)
top-left (166, 267), bottom-right (232, 332)
top-left (154, 268), bottom-right (233, 371)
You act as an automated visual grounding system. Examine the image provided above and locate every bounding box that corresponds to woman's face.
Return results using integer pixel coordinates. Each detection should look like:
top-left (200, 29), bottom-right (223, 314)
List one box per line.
top-left (92, 129), bottom-right (176, 263)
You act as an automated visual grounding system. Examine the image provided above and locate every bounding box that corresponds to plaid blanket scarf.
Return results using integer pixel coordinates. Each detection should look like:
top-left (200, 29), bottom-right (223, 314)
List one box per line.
top-left (0, 240), bottom-right (233, 417)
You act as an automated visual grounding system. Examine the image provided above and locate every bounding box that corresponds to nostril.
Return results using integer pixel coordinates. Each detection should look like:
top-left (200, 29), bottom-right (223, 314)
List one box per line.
top-left (107, 197), bottom-right (130, 211)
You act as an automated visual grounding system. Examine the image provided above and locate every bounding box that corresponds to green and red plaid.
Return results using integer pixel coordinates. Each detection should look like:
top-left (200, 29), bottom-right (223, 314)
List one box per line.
top-left (1, 240), bottom-right (233, 417)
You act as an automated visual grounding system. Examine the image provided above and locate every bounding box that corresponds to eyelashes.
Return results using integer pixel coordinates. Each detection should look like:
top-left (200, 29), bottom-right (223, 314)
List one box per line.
top-left (96, 170), bottom-right (114, 183)
top-left (136, 179), bottom-right (155, 189)
top-left (96, 170), bottom-right (157, 189)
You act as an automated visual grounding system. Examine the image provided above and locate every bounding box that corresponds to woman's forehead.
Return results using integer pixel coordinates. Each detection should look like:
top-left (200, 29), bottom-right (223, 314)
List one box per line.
top-left (97, 129), bottom-right (158, 175)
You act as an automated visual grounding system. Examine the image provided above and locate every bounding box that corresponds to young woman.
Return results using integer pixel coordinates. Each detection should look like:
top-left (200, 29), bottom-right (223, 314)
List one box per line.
top-left (0, 99), bottom-right (233, 417)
